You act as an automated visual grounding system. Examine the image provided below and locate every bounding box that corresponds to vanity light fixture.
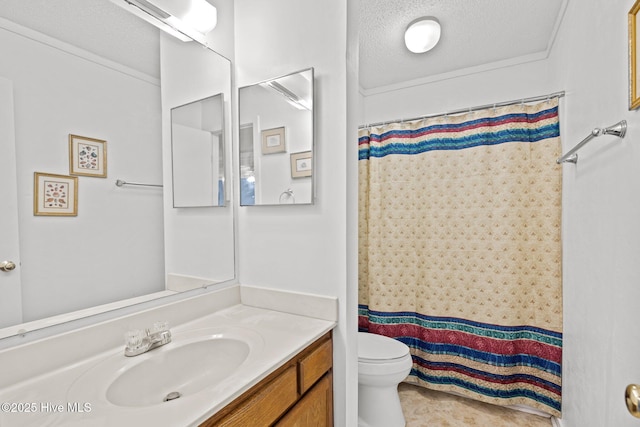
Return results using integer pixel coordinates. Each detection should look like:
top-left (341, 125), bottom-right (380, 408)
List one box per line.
top-left (404, 17), bottom-right (441, 53)
top-left (261, 80), bottom-right (312, 111)
top-left (110, 0), bottom-right (217, 43)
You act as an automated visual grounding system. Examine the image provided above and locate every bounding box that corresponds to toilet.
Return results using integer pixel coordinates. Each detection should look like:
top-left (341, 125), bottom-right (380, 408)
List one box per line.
top-left (358, 332), bottom-right (413, 427)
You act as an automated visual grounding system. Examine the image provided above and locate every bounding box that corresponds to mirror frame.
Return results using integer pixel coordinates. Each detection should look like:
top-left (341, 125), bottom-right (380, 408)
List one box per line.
top-left (238, 68), bottom-right (315, 206)
top-left (630, 0), bottom-right (640, 110)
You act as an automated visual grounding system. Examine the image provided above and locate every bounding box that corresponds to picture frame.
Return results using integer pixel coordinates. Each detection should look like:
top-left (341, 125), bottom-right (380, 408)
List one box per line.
top-left (630, 0), bottom-right (640, 109)
top-left (34, 172), bottom-right (78, 216)
top-left (290, 151), bottom-right (312, 178)
top-left (261, 127), bottom-right (286, 154)
top-left (69, 134), bottom-right (107, 177)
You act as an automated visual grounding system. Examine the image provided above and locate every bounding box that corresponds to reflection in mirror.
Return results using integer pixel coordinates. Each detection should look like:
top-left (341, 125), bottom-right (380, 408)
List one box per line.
top-left (171, 94), bottom-right (225, 207)
top-left (0, 0), bottom-right (234, 340)
top-left (239, 68), bottom-right (314, 205)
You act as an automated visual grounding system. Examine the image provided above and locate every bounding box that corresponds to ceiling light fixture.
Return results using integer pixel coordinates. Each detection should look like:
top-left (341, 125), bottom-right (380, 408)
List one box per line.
top-left (404, 17), bottom-right (441, 54)
top-left (111, 0), bottom-right (217, 43)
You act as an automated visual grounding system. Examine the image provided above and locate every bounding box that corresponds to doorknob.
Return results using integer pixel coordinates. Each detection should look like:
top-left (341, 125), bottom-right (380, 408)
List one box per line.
top-left (626, 384), bottom-right (640, 418)
top-left (0, 261), bottom-right (16, 272)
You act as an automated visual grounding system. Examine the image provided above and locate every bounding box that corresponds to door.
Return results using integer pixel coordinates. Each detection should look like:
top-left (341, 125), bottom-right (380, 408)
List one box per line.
top-left (0, 76), bottom-right (23, 327)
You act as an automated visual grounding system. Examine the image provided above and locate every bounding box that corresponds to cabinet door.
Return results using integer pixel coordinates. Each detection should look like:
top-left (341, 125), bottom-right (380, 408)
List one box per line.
top-left (206, 366), bottom-right (298, 427)
top-left (275, 373), bottom-right (332, 427)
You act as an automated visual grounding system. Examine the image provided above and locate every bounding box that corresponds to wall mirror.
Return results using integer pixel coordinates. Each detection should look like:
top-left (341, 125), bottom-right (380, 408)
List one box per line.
top-left (171, 93), bottom-right (226, 207)
top-left (0, 0), bottom-right (234, 341)
top-left (239, 68), bottom-right (314, 205)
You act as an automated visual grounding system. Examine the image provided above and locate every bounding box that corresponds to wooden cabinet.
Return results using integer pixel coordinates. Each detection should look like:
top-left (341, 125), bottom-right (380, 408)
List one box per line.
top-left (275, 373), bottom-right (332, 427)
top-left (200, 332), bottom-right (333, 427)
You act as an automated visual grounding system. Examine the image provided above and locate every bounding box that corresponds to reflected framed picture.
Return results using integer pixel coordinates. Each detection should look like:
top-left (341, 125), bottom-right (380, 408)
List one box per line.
top-left (33, 172), bottom-right (78, 216)
top-left (261, 126), bottom-right (286, 154)
top-left (290, 151), bottom-right (312, 178)
top-left (630, 0), bottom-right (640, 109)
top-left (69, 134), bottom-right (107, 177)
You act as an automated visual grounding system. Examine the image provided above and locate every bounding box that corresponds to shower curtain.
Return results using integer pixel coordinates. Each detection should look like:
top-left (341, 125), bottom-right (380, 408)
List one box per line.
top-left (358, 99), bottom-right (563, 416)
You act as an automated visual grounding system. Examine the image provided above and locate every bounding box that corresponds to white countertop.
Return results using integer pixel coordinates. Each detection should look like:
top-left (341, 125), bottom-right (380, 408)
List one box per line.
top-left (0, 304), bottom-right (335, 426)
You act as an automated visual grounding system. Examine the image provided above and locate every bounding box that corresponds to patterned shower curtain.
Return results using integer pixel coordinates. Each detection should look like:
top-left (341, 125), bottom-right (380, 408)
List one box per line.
top-left (358, 99), bottom-right (563, 417)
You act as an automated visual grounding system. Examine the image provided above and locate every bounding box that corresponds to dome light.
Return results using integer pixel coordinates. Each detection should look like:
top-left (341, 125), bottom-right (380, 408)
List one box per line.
top-left (404, 17), bottom-right (441, 54)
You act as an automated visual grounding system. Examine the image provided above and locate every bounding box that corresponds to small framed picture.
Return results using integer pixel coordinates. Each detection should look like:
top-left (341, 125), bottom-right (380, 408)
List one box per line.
top-left (34, 172), bottom-right (78, 216)
top-left (261, 127), bottom-right (286, 154)
top-left (69, 134), bottom-right (107, 177)
top-left (290, 151), bottom-right (312, 178)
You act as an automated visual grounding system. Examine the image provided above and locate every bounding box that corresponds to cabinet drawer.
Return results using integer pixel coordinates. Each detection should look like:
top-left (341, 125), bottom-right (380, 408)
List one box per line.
top-left (298, 337), bottom-right (332, 394)
top-left (211, 366), bottom-right (298, 427)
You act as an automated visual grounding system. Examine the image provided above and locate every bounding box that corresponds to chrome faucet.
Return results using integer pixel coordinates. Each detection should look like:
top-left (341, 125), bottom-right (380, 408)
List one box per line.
top-left (124, 321), bottom-right (172, 357)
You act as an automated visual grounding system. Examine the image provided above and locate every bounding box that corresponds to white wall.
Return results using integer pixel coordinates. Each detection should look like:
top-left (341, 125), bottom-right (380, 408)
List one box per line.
top-left (234, 1), bottom-right (355, 425)
top-left (362, 59), bottom-right (557, 124)
top-left (160, 34), bottom-right (234, 283)
top-left (550, 0), bottom-right (640, 425)
top-left (0, 25), bottom-right (165, 322)
top-left (362, 0), bottom-right (640, 425)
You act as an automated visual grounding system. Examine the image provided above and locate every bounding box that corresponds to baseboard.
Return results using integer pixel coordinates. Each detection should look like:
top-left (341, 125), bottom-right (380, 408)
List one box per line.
top-left (166, 273), bottom-right (220, 292)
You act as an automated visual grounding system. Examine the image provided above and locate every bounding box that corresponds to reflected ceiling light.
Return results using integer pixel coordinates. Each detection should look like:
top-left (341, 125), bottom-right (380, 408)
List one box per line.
top-left (404, 17), bottom-right (441, 54)
top-left (111, 0), bottom-right (217, 43)
top-left (260, 81), bottom-right (312, 110)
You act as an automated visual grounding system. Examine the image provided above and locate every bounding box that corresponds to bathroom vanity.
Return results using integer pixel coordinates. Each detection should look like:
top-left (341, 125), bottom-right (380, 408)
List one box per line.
top-left (0, 285), bottom-right (337, 426)
top-left (201, 332), bottom-right (332, 426)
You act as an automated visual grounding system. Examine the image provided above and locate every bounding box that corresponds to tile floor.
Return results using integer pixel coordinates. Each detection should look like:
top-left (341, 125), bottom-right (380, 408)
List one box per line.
top-left (398, 383), bottom-right (553, 427)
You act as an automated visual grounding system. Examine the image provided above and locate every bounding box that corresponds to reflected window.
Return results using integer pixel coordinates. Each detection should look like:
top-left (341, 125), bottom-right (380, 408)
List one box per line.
top-left (240, 124), bottom-right (255, 205)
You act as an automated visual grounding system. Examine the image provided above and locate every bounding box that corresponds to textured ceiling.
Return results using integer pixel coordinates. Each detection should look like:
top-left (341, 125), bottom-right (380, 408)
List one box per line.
top-left (359, 0), bottom-right (568, 93)
top-left (1, 1), bottom-right (567, 93)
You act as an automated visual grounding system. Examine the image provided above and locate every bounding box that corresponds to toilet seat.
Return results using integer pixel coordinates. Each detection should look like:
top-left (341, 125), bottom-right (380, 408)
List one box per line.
top-left (358, 332), bottom-right (410, 364)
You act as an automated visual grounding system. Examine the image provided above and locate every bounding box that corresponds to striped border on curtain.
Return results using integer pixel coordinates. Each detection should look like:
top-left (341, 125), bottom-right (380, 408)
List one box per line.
top-left (359, 305), bottom-right (562, 413)
top-left (359, 106), bottom-right (560, 160)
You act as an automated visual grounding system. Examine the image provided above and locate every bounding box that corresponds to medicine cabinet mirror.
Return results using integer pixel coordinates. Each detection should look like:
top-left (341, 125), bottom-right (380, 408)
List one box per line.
top-left (171, 93), bottom-right (226, 207)
top-left (239, 68), bottom-right (314, 205)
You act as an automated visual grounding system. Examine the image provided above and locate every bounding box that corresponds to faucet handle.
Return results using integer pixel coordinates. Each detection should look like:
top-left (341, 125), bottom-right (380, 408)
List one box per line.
top-left (124, 329), bottom-right (146, 350)
top-left (123, 323), bottom-right (171, 357)
top-left (150, 321), bottom-right (169, 334)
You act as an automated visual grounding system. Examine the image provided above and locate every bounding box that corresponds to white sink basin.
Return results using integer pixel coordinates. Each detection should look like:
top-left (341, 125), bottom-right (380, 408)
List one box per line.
top-left (67, 327), bottom-right (264, 408)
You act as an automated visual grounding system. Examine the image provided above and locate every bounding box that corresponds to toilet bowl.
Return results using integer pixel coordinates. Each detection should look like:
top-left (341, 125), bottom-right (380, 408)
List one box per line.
top-left (358, 332), bottom-right (413, 427)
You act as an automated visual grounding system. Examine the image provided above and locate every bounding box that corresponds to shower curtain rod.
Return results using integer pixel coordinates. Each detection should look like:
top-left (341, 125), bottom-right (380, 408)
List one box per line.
top-left (358, 90), bottom-right (565, 129)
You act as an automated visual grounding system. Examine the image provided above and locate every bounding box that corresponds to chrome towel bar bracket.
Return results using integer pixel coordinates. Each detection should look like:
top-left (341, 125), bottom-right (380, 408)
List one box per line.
top-left (557, 120), bottom-right (627, 164)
